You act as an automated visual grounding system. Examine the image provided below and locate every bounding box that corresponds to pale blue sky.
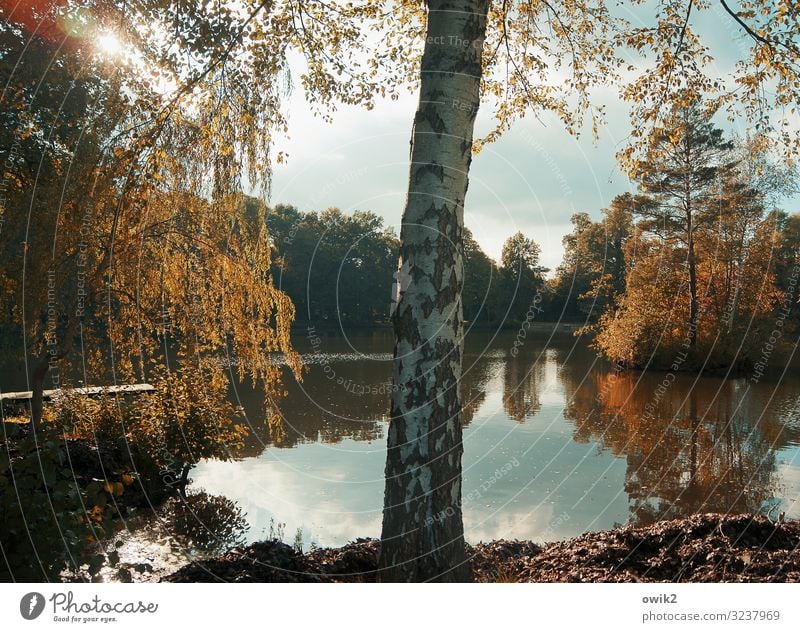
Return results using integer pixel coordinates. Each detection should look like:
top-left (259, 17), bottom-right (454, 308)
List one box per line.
top-left (269, 86), bottom-right (630, 272)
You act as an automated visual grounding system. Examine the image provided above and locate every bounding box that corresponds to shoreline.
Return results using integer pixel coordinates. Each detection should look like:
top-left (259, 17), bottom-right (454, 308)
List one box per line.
top-left (164, 513), bottom-right (800, 583)
top-left (289, 321), bottom-right (582, 333)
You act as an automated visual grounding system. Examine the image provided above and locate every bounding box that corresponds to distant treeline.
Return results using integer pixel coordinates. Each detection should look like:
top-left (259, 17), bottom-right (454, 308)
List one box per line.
top-left (264, 203), bottom-right (552, 328)
top-left (264, 193), bottom-right (800, 342)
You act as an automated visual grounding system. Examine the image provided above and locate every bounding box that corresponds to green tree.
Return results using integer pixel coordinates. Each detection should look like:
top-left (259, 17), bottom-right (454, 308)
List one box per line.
top-left (550, 196), bottom-right (636, 322)
top-left (267, 206), bottom-right (399, 325)
top-left (498, 231), bottom-right (547, 325)
top-left (773, 211), bottom-right (800, 330)
top-left (630, 103), bottom-right (738, 349)
top-left (550, 213), bottom-right (594, 321)
top-left (268, 213), bottom-right (498, 328)
top-left (462, 227), bottom-right (500, 327)
top-left (702, 147), bottom-right (768, 336)
top-left (588, 196), bottom-right (637, 317)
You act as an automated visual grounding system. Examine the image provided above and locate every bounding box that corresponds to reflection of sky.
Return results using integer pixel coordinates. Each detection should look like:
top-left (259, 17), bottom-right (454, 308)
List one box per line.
top-left (195, 439), bottom-right (385, 546)
top-left (193, 357), bottom-right (630, 547)
top-left (460, 410), bottom-right (629, 543)
top-left (192, 340), bottom-right (800, 548)
top-left (192, 423), bottom-right (631, 548)
top-left (775, 448), bottom-right (800, 521)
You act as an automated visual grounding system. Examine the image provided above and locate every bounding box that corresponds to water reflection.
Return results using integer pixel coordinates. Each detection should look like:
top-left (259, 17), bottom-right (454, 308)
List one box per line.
top-left (107, 491), bottom-right (250, 581)
top-left (502, 348), bottom-right (545, 421)
top-left (185, 331), bottom-right (800, 549)
top-left (234, 330), bottom-right (506, 449)
top-left (560, 367), bottom-right (800, 525)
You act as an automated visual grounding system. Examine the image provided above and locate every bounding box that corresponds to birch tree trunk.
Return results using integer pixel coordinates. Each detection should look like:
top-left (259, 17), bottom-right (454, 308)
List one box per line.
top-left (379, 0), bottom-right (488, 582)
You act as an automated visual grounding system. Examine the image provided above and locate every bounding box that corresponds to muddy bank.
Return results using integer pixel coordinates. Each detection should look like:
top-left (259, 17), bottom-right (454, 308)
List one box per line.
top-left (164, 514), bottom-right (800, 582)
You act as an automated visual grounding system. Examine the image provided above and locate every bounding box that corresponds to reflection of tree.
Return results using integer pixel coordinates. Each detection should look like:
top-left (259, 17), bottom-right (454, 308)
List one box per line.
top-left (229, 335), bottom-right (502, 451)
top-left (502, 349), bottom-right (545, 422)
top-left (561, 364), bottom-right (800, 526)
top-left (235, 368), bottom-right (387, 452)
top-left (156, 491), bottom-right (249, 556)
top-left (461, 343), bottom-right (502, 426)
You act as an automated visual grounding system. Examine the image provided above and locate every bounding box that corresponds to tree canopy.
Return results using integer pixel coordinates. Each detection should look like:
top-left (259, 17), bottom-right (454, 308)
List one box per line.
top-left (593, 108), bottom-right (795, 370)
top-left (1, 6), bottom-right (301, 433)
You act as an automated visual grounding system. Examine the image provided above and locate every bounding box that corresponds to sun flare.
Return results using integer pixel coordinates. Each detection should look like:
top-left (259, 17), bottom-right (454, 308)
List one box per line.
top-left (96, 31), bottom-right (122, 57)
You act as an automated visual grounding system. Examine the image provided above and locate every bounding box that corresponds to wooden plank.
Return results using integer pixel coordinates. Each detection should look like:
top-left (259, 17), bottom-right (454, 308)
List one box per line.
top-left (0, 384), bottom-right (154, 402)
top-left (0, 391), bottom-right (33, 401)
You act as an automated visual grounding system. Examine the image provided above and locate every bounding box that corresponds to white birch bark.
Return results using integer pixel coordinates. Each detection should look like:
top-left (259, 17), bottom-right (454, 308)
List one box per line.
top-left (379, 0), bottom-right (488, 582)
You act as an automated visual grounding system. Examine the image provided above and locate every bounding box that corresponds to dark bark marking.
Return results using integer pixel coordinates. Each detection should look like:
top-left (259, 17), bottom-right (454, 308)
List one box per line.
top-left (414, 105), bottom-right (447, 137)
top-left (413, 162), bottom-right (445, 185)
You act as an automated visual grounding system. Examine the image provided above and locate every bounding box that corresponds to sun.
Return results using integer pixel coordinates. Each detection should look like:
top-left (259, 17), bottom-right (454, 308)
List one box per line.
top-left (96, 32), bottom-right (122, 57)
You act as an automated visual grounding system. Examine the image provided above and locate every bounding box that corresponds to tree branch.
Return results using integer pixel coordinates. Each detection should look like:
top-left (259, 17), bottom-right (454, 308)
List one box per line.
top-left (718, 0), bottom-right (770, 47)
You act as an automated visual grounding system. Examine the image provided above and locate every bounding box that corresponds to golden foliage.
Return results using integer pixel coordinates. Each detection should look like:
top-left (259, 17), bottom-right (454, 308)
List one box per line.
top-left (594, 219), bottom-right (784, 370)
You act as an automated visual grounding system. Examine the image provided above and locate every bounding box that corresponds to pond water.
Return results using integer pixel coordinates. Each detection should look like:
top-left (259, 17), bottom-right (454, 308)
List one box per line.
top-left (106, 329), bottom-right (800, 577)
